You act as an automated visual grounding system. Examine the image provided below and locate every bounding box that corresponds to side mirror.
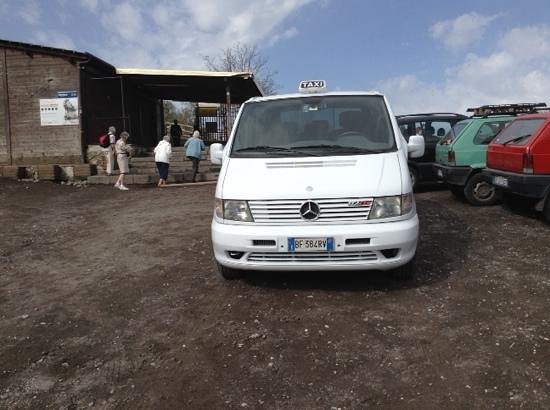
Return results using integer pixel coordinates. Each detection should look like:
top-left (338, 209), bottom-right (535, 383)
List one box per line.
top-left (407, 135), bottom-right (425, 158)
top-left (210, 143), bottom-right (224, 165)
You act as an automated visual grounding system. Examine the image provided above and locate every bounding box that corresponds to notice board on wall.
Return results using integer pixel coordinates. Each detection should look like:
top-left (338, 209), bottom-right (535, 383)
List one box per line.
top-left (40, 96), bottom-right (79, 126)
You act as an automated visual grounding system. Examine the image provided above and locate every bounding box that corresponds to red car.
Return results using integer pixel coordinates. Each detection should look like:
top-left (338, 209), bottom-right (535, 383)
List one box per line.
top-left (483, 111), bottom-right (550, 221)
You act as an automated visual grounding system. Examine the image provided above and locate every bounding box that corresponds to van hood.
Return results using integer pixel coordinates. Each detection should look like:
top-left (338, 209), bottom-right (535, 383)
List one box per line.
top-left (220, 153), bottom-right (404, 199)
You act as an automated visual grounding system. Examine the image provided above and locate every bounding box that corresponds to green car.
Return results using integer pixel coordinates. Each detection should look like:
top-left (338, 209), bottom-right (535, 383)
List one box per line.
top-left (434, 106), bottom-right (518, 205)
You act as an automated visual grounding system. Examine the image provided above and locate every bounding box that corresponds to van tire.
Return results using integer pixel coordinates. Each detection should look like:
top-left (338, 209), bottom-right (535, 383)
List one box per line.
top-left (449, 184), bottom-right (465, 198)
top-left (392, 257), bottom-right (416, 281)
top-left (217, 263), bottom-right (242, 280)
top-left (543, 195), bottom-right (550, 223)
top-left (464, 173), bottom-right (500, 206)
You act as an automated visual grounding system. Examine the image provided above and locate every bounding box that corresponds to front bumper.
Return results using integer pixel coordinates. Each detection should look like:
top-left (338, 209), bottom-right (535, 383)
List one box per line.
top-left (483, 168), bottom-right (550, 199)
top-left (211, 216), bottom-right (419, 272)
top-left (433, 164), bottom-right (472, 186)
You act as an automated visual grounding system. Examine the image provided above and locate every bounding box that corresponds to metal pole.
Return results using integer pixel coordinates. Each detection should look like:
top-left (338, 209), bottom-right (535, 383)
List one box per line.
top-left (225, 81), bottom-right (232, 140)
top-left (2, 49), bottom-right (13, 165)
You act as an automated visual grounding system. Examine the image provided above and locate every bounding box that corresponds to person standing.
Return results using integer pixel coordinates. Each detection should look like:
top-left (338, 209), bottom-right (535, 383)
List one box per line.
top-left (170, 119), bottom-right (183, 147)
top-left (102, 126), bottom-right (117, 175)
top-left (114, 131), bottom-right (131, 190)
top-left (184, 130), bottom-right (205, 183)
top-left (154, 133), bottom-right (172, 187)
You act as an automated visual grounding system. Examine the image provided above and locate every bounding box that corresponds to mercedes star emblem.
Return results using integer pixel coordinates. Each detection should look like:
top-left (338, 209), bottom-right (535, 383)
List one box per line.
top-left (299, 201), bottom-right (320, 221)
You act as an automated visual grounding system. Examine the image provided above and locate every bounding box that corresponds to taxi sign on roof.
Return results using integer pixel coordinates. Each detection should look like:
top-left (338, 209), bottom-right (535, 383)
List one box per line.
top-left (299, 80), bottom-right (326, 93)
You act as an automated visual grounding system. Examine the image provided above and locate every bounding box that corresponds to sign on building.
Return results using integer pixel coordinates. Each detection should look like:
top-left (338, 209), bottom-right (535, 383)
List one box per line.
top-left (40, 96), bottom-right (79, 126)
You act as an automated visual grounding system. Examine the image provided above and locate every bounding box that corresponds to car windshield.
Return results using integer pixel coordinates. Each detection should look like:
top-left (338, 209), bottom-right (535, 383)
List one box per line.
top-left (492, 118), bottom-right (546, 145)
top-left (231, 95), bottom-right (396, 157)
top-left (441, 119), bottom-right (471, 143)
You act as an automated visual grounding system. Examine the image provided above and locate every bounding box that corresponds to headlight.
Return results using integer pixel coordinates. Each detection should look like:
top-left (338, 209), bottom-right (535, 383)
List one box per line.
top-left (215, 199), bottom-right (254, 222)
top-left (369, 193), bottom-right (414, 220)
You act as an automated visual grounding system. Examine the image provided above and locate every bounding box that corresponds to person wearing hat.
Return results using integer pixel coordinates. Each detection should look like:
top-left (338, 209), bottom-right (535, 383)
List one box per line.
top-left (184, 130), bottom-right (205, 182)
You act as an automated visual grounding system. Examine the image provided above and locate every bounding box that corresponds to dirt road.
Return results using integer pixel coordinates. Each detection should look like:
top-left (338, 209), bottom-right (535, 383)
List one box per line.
top-left (1, 179), bottom-right (549, 409)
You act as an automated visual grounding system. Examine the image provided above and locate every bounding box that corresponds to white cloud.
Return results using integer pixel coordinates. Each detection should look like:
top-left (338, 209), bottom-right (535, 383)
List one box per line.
top-left (430, 12), bottom-right (499, 52)
top-left (101, 2), bottom-right (143, 41)
top-left (267, 27), bottom-right (299, 46)
top-left (18, 0), bottom-right (41, 25)
top-left (497, 25), bottom-right (550, 60)
top-left (75, 0), bottom-right (312, 71)
top-left (379, 23), bottom-right (550, 115)
top-left (32, 31), bottom-right (76, 50)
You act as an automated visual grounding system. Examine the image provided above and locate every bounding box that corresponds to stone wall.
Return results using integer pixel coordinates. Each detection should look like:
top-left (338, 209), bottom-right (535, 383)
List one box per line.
top-left (0, 47), bottom-right (82, 165)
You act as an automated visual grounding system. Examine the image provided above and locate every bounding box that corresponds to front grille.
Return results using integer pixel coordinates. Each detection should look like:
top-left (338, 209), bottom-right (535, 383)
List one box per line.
top-left (248, 198), bottom-right (373, 224)
top-left (247, 251), bottom-right (378, 263)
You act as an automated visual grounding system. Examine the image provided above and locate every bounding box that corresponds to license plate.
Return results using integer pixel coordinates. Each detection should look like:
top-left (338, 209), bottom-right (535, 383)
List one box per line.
top-left (288, 237), bottom-right (334, 252)
top-left (493, 176), bottom-right (509, 188)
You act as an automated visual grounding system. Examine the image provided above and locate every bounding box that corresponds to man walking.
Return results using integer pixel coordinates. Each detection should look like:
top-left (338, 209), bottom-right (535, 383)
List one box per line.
top-left (184, 130), bottom-right (205, 182)
top-left (170, 119), bottom-right (183, 147)
top-left (102, 126), bottom-right (117, 175)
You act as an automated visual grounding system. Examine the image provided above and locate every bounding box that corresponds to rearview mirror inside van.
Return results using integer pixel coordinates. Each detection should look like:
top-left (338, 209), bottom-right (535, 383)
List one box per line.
top-left (210, 143), bottom-right (224, 165)
top-left (408, 135), bottom-right (425, 158)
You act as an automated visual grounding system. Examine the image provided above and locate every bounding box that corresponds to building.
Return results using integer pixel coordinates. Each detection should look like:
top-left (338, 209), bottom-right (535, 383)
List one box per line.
top-left (0, 39), bottom-right (262, 178)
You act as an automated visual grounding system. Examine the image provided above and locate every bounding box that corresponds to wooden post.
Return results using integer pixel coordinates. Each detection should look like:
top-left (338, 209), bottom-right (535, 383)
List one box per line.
top-left (2, 49), bottom-right (12, 165)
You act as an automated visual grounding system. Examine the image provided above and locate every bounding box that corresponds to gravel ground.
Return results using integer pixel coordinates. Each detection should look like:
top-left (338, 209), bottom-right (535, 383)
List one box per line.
top-left (0, 179), bottom-right (549, 409)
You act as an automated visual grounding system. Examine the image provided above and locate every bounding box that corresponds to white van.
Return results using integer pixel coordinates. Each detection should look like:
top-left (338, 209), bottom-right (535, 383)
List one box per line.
top-left (210, 82), bottom-right (424, 280)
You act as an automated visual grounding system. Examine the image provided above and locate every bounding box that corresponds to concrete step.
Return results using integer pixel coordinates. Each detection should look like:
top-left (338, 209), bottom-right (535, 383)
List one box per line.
top-left (88, 171), bottom-right (219, 185)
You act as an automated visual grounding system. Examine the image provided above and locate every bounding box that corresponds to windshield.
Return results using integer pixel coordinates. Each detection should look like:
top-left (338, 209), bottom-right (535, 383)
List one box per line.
top-left (231, 95), bottom-right (396, 157)
top-left (491, 118), bottom-right (546, 145)
top-left (441, 119), bottom-right (470, 144)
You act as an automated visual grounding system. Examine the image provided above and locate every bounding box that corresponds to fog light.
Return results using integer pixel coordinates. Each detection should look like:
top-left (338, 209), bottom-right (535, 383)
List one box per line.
top-left (227, 251), bottom-right (244, 259)
top-left (381, 249), bottom-right (399, 258)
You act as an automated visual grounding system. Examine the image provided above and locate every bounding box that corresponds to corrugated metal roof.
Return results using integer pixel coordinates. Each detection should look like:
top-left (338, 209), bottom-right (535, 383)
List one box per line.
top-left (115, 67), bottom-right (253, 78)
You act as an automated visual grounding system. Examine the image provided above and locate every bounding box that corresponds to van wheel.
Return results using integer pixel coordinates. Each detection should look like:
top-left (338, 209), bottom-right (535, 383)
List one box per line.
top-left (216, 263), bottom-right (242, 280)
top-left (543, 195), bottom-right (550, 223)
top-left (449, 184), bottom-right (465, 198)
top-left (392, 257), bottom-right (416, 281)
top-left (464, 173), bottom-right (500, 206)
top-left (409, 167), bottom-right (418, 190)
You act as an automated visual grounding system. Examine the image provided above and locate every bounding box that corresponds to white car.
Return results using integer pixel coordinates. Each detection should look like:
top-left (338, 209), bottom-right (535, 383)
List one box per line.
top-left (210, 81), bottom-right (424, 280)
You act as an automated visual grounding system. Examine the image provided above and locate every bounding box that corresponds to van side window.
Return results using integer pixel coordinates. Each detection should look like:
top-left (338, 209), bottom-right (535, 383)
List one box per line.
top-left (399, 123), bottom-right (414, 142)
top-left (473, 121), bottom-right (511, 145)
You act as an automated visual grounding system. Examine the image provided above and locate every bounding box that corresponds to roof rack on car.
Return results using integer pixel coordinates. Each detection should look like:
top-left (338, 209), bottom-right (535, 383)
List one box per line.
top-left (466, 103), bottom-right (547, 117)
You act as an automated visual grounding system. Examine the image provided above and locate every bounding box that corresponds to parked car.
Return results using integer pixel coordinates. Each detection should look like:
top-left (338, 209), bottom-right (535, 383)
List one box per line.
top-left (483, 109), bottom-right (550, 222)
top-left (433, 104), bottom-right (544, 205)
top-left (209, 81), bottom-right (425, 280)
top-left (396, 113), bottom-right (467, 187)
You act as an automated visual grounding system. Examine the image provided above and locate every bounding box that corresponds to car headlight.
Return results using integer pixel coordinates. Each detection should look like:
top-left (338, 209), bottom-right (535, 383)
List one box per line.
top-left (214, 199), bottom-right (254, 222)
top-left (369, 193), bottom-right (414, 220)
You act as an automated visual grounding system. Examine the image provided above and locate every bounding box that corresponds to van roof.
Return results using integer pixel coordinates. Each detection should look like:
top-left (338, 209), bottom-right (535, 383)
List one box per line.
top-left (246, 91), bottom-right (384, 103)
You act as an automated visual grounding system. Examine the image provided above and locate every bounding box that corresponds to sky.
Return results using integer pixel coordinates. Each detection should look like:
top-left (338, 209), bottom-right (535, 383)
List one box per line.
top-left (1, 0), bottom-right (550, 114)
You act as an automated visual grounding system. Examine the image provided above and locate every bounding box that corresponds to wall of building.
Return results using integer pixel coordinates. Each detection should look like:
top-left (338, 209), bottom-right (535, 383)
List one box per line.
top-left (0, 50), bottom-right (8, 164)
top-left (0, 47), bottom-right (82, 165)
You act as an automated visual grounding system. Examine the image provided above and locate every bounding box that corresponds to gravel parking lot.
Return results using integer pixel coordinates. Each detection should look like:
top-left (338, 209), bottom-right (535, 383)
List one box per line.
top-left (1, 179), bottom-right (549, 409)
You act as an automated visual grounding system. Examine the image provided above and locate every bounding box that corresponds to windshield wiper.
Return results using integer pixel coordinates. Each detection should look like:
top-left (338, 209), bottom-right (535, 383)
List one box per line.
top-left (291, 144), bottom-right (386, 154)
top-left (503, 134), bottom-right (531, 145)
top-left (234, 146), bottom-right (321, 156)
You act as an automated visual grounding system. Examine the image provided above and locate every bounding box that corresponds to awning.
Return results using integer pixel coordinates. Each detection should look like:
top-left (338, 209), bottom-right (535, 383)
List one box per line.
top-left (115, 67), bottom-right (263, 103)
